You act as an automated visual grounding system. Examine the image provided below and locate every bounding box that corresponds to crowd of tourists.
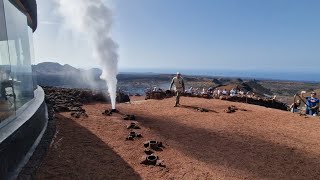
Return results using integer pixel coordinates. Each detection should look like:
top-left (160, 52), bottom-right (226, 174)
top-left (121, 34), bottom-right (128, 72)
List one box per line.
top-left (185, 87), bottom-right (256, 99)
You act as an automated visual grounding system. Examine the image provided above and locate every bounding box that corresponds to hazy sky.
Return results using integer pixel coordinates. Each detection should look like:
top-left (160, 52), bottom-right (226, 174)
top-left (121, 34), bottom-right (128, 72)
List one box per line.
top-left (34, 0), bottom-right (320, 72)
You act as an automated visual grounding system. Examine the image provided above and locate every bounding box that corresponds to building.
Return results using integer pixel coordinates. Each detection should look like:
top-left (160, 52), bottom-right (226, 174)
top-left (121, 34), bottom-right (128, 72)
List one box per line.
top-left (0, 0), bottom-right (47, 179)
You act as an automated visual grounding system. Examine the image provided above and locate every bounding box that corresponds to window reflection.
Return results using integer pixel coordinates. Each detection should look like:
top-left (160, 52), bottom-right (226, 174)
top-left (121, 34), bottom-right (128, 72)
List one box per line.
top-left (0, 0), bottom-right (36, 122)
top-left (0, 0), bottom-right (15, 122)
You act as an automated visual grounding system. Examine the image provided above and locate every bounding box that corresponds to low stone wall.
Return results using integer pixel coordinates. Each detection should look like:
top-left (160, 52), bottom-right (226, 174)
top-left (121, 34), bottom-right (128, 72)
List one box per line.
top-left (221, 96), bottom-right (288, 111)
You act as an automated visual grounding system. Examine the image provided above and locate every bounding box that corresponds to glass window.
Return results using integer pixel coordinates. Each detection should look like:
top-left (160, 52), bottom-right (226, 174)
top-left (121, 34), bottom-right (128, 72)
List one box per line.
top-left (3, 0), bottom-right (35, 110)
top-left (0, 0), bottom-right (15, 122)
top-left (28, 28), bottom-right (37, 90)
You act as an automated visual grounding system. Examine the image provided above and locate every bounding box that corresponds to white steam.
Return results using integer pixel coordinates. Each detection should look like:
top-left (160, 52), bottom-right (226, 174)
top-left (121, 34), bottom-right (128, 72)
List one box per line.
top-left (55, 0), bottom-right (118, 109)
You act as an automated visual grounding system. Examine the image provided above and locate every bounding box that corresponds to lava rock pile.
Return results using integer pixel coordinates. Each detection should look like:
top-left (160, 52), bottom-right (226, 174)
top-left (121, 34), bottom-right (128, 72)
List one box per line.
top-left (71, 111), bottom-right (88, 118)
top-left (197, 107), bottom-right (209, 112)
top-left (127, 122), bottom-right (141, 129)
top-left (102, 109), bottom-right (119, 116)
top-left (145, 90), bottom-right (173, 100)
top-left (43, 86), bottom-right (115, 118)
top-left (126, 131), bottom-right (142, 140)
top-left (102, 110), bottom-right (113, 116)
top-left (43, 86), bottom-right (107, 113)
top-left (43, 86), bottom-right (131, 116)
top-left (144, 140), bottom-right (164, 151)
top-left (123, 114), bottom-right (136, 120)
top-left (225, 105), bottom-right (238, 113)
top-left (116, 92), bottom-right (130, 103)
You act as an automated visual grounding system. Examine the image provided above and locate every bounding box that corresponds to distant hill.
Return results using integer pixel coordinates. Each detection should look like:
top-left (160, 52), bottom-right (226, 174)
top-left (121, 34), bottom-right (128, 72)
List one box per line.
top-left (33, 62), bottom-right (273, 96)
top-left (244, 80), bottom-right (273, 96)
top-left (34, 62), bottom-right (79, 75)
top-left (33, 62), bottom-right (104, 88)
top-left (211, 77), bottom-right (273, 96)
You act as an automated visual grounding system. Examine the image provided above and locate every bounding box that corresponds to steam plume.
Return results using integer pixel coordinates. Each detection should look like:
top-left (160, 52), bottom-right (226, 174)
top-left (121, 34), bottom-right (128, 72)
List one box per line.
top-left (56, 0), bottom-right (118, 109)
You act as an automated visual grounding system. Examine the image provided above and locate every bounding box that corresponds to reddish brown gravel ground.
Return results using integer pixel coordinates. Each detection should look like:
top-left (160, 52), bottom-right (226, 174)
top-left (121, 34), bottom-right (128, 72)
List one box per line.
top-left (35, 97), bottom-right (320, 180)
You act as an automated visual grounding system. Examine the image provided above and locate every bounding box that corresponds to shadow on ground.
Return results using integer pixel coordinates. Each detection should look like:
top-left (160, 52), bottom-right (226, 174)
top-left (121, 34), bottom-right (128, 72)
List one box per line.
top-left (35, 114), bottom-right (141, 180)
top-left (134, 113), bottom-right (320, 179)
top-left (179, 105), bottom-right (218, 113)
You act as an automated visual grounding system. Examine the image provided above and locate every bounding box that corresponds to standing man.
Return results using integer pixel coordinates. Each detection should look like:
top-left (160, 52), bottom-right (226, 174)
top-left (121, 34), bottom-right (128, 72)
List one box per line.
top-left (170, 72), bottom-right (185, 107)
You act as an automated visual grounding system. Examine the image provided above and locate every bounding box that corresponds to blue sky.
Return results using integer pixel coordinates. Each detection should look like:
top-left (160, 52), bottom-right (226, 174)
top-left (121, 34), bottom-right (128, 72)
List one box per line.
top-left (34, 0), bottom-right (320, 72)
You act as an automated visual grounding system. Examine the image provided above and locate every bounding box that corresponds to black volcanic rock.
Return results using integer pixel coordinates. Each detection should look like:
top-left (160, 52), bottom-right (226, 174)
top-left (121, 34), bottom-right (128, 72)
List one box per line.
top-left (230, 78), bottom-right (244, 84)
top-left (212, 78), bottom-right (221, 85)
top-left (116, 92), bottom-right (130, 103)
top-left (145, 90), bottom-right (174, 100)
top-left (243, 80), bottom-right (273, 96)
top-left (43, 86), bottom-right (109, 113)
top-left (43, 86), bottom-right (130, 113)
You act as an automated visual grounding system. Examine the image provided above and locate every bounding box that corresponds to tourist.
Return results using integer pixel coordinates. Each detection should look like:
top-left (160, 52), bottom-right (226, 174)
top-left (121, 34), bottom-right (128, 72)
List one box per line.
top-left (195, 88), bottom-right (200, 95)
top-left (213, 88), bottom-right (218, 95)
top-left (169, 72), bottom-right (185, 107)
top-left (153, 87), bottom-right (157, 92)
top-left (302, 91), bottom-right (319, 116)
top-left (230, 88), bottom-right (236, 97)
top-left (272, 95), bottom-right (277, 100)
top-left (239, 89), bottom-right (244, 96)
top-left (290, 100), bottom-right (301, 113)
top-left (222, 89), bottom-right (228, 96)
top-left (201, 88), bottom-right (206, 95)
top-left (217, 89), bottom-right (221, 96)
top-left (207, 87), bottom-right (213, 95)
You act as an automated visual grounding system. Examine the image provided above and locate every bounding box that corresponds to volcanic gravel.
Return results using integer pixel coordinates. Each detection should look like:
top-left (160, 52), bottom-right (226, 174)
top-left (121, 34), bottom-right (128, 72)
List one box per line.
top-left (35, 97), bottom-right (320, 179)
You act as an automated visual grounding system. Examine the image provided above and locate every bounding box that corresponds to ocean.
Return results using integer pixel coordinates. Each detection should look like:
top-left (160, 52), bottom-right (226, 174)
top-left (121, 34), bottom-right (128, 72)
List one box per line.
top-left (120, 68), bottom-right (320, 82)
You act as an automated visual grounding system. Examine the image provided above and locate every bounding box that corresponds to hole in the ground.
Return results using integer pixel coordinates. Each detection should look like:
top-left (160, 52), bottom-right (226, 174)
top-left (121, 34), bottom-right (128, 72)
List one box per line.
top-left (147, 155), bottom-right (157, 161)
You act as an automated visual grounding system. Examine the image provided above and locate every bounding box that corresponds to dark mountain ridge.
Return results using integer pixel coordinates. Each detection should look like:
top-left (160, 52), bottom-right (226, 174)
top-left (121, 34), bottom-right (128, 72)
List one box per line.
top-left (33, 62), bottom-right (273, 96)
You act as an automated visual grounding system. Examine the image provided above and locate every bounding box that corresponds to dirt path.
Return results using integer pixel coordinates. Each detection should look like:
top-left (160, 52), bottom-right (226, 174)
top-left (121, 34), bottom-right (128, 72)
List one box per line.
top-left (36, 97), bottom-right (320, 179)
